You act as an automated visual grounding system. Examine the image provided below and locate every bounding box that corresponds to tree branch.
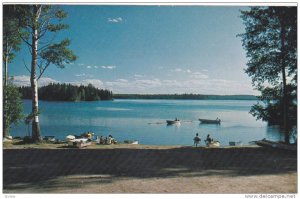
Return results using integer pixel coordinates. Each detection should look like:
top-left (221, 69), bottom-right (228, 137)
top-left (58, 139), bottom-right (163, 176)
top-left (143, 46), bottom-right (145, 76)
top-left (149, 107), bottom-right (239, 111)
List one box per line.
top-left (23, 59), bottom-right (31, 74)
top-left (19, 32), bottom-right (32, 47)
top-left (37, 62), bottom-right (50, 80)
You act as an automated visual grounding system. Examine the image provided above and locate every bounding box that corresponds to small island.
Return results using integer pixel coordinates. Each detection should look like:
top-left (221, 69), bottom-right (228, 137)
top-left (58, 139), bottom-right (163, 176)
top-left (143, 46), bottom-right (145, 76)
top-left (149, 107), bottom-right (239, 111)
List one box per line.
top-left (19, 83), bottom-right (113, 101)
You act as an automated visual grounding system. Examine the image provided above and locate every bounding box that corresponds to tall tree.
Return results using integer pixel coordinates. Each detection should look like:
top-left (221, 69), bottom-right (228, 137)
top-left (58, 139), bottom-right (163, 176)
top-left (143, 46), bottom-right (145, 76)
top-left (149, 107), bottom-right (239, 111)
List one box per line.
top-left (239, 7), bottom-right (297, 143)
top-left (3, 5), bottom-right (23, 137)
top-left (17, 5), bottom-right (77, 141)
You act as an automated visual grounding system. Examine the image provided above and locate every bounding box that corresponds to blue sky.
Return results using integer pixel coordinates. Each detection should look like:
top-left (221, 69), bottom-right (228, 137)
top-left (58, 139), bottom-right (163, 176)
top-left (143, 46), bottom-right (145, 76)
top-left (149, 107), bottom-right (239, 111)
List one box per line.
top-left (9, 5), bottom-right (256, 95)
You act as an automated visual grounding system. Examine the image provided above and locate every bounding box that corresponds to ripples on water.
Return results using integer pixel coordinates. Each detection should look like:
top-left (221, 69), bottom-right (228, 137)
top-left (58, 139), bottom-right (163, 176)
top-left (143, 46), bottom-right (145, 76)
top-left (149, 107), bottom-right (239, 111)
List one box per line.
top-left (11, 99), bottom-right (285, 146)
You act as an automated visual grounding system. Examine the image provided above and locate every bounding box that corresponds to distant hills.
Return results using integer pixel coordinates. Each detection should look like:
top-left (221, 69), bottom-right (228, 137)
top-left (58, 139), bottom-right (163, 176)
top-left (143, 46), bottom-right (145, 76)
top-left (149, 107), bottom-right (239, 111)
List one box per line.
top-left (113, 94), bottom-right (258, 100)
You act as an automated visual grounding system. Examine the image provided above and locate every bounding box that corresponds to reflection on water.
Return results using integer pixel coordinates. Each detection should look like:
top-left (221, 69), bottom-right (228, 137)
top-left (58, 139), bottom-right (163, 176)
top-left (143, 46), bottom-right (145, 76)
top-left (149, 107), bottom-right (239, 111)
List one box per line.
top-left (11, 99), bottom-right (286, 146)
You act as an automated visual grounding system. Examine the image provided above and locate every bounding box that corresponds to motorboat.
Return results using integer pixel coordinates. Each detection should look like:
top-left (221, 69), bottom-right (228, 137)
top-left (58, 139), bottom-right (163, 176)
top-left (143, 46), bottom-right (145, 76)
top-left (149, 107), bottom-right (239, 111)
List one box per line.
top-left (166, 118), bottom-right (180, 125)
top-left (199, 118), bottom-right (221, 124)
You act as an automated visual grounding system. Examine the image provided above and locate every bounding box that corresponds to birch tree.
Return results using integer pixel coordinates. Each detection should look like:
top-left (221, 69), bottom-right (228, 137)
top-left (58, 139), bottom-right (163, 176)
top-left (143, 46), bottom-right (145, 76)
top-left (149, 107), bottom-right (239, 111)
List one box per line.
top-left (17, 5), bottom-right (77, 141)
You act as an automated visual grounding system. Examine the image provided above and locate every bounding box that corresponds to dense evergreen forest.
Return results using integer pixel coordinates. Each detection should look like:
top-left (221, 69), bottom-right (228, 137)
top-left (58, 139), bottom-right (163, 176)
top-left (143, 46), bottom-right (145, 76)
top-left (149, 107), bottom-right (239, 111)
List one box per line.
top-left (19, 83), bottom-right (113, 101)
top-left (113, 94), bottom-right (257, 100)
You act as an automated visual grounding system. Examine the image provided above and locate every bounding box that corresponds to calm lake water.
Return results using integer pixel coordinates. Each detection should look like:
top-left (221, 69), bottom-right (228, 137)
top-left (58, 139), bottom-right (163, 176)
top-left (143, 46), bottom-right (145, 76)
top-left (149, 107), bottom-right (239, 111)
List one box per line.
top-left (11, 99), bottom-right (286, 146)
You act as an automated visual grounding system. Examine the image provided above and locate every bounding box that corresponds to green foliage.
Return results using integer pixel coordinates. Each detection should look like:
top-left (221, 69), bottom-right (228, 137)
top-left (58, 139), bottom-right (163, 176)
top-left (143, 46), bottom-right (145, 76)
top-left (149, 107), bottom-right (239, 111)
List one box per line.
top-left (19, 83), bottom-right (113, 101)
top-left (3, 5), bottom-right (22, 63)
top-left (239, 7), bottom-right (297, 88)
top-left (40, 39), bottom-right (77, 68)
top-left (3, 82), bottom-right (24, 136)
top-left (239, 6), bottom-right (297, 129)
top-left (15, 5), bottom-right (77, 78)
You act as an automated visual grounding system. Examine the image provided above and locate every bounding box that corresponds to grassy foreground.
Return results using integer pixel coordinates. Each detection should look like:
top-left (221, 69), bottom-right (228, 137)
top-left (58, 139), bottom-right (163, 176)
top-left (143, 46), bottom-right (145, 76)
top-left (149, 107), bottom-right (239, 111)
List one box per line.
top-left (3, 141), bottom-right (297, 193)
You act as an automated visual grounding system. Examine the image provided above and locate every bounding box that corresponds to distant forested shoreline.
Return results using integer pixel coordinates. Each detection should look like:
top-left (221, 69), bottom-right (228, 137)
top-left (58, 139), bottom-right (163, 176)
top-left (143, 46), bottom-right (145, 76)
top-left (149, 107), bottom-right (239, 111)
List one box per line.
top-left (113, 94), bottom-right (258, 100)
top-left (19, 83), bottom-right (113, 101)
top-left (18, 84), bottom-right (257, 101)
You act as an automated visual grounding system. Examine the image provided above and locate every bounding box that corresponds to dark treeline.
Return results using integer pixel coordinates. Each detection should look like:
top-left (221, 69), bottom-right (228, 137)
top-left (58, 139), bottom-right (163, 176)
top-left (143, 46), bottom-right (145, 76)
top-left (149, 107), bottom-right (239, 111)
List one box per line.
top-left (19, 83), bottom-right (113, 101)
top-left (113, 94), bottom-right (257, 100)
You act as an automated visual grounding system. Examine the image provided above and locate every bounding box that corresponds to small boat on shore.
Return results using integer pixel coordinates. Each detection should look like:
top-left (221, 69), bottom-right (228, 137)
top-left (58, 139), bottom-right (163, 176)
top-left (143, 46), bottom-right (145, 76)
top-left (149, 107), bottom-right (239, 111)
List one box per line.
top-left (199, 118), bottom-right (221, 124)
top-left (124, 140), bottom-right (139, 144)
top-left (255, 139), bottom-right (297, 151)
top-left (68, 138), bottom-right (92, 148)
top-left (206, 141), bottom-right (220, 147)
top-left (166, 118), bottom-right (180, 125)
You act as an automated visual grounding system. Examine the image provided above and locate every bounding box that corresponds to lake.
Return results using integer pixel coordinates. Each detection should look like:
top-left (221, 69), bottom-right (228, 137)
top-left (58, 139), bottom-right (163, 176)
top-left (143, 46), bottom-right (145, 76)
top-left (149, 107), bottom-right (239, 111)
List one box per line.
top-left (11, 99), bottom-right (286, 146)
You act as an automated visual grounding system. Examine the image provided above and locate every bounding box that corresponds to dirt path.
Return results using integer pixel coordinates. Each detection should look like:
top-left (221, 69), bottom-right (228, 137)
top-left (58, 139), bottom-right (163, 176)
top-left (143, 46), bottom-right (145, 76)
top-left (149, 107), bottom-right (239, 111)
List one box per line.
top-left (3, 146), bottom-right (297, 193)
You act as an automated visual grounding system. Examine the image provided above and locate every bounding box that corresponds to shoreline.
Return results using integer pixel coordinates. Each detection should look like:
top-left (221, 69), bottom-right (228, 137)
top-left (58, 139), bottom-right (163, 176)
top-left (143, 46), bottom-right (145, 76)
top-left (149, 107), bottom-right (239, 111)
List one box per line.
top-left (3, 142), bottom-right (297, 193)
top-left (3, 140), bottom-right (261, 149)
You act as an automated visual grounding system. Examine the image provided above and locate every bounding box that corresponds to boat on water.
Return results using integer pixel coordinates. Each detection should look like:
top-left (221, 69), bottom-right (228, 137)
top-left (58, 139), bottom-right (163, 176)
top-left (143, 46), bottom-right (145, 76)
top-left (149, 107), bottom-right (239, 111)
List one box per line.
top-left (206, 141), bottom-right (220, 147)
top-left (166, 118), bottom-right (180, 125)
top-left (199, 118), bottom-right (221, 124)
top-left (255, 139), bottom-right (297, 151)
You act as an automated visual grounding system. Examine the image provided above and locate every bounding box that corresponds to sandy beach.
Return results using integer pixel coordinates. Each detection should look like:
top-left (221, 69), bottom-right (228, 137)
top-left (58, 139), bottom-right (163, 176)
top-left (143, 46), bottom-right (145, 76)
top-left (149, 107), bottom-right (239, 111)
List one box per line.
top-left (3, 143), bottom-right (297, 193)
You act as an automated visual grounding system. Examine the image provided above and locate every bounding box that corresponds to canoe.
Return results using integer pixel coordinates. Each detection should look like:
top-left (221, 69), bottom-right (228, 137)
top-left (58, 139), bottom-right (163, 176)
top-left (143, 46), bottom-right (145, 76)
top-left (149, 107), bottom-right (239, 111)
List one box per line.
top-left (199, 118), bottom-right (221, 124)
top-left (68, 138), bottom-right (91, 148)
top-left (206, 141), bottom-right (220, 147)
top-left (255, 139), bottom-right (297, 151)
top-left (166, 120), bottom-right (180, 125)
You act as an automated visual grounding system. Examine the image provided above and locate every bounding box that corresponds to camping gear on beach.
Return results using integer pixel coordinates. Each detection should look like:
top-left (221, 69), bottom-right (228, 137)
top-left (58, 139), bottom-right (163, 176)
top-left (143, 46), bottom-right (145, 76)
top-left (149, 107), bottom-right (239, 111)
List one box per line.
top-left (199, 118), bottom-right (221, 124)
top-left (166, 118), bottom-right (180, 125)
top-left (255, 139), bottom-right (296, 151)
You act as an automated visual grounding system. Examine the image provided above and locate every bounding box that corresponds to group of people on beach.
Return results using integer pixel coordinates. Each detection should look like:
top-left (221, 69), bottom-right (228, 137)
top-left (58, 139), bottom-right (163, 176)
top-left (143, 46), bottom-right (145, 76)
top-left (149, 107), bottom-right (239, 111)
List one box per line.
top-left (193, 133), bottom-right (214, 147)
top-left (96, 135), bottom-right (117, 145)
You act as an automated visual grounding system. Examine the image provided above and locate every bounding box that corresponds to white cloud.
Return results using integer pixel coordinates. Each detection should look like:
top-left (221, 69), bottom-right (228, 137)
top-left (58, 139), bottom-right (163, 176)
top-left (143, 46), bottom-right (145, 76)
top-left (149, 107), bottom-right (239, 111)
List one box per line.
top-left (191, 72), bottom-right (209, 79)
top-left (12, 75), bottom-right (58, 87)
top-left (75, 73), bottom-right (86, 77)
top-left (75, 73), bottom-right (94, 78)
top-left (134, 74), bottom-right (144, 78)
top-left (87, 66), bottom-right (92, 69)
top-left (174, 68), bottom-right (192, 73)
top-left (108, 17), bottom-right (123, 23)
top-left (102, 76), bottom-right (257, 95)
top-left (101, 65), bottom-right (116, 70)
top-left (94, 66), bottom-right (99, 69)
top-left (117, 79), bottom-right (128, 83)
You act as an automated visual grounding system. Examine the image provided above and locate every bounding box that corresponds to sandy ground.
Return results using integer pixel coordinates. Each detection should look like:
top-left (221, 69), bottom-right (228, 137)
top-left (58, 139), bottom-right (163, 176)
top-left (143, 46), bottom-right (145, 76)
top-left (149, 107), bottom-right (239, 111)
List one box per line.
top-left (3, 144), bottom-right (297, 193)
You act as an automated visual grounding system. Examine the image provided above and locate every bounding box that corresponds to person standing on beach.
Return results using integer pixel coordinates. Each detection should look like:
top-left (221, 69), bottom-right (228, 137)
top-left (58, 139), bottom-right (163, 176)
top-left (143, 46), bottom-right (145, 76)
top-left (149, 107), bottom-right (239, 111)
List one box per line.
top-left (194, 133), bottom-right (201, 147)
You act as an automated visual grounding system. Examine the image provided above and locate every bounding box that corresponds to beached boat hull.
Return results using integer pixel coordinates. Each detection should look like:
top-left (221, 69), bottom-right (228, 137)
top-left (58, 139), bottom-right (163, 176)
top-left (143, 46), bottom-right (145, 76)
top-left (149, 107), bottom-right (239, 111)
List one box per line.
top-left (206, 141), bottom-right (220, 147)
top-left (166, 120), bottom-right (180, 125)
top-left (68, 138), bottom-right (91, 148)
top-left (199, 119), bottom-right (221, 124)
top-left (255, 140), bottom-right (297, 151)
